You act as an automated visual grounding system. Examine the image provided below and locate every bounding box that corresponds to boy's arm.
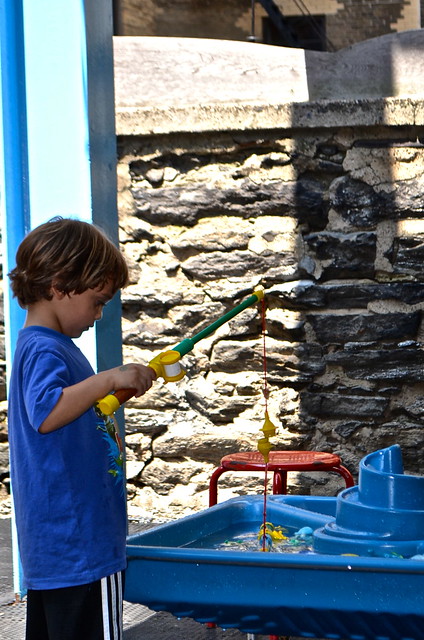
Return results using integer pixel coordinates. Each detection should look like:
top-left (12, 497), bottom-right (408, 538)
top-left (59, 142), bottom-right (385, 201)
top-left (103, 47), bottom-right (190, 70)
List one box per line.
top-left (38, 363), bottom-right (156, 434)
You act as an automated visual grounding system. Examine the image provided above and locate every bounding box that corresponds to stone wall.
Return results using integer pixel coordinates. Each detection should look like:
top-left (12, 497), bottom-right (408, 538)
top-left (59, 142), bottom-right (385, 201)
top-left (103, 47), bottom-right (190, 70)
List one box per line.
top-left (117, 117), bottom-right (424, 522)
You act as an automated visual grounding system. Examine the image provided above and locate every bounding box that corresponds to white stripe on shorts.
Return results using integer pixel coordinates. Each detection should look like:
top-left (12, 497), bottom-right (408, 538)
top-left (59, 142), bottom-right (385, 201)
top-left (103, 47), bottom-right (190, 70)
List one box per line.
top-left (101, 571), bottom-right (123, 640)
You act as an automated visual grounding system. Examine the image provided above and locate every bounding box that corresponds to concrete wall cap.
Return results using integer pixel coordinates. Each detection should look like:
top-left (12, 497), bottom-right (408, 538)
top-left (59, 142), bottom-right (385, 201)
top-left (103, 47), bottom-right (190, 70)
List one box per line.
top-left (114, 32), bottom-right (424, 135)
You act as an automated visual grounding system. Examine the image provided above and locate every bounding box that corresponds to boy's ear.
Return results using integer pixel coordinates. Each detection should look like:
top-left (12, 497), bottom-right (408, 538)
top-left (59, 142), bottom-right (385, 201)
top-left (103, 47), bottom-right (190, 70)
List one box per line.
top-left (50, 285), bottom-right (66, 300)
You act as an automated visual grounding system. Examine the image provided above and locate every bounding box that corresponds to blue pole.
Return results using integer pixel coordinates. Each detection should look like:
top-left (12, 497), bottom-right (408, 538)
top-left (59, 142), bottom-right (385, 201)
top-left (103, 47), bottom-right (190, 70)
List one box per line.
top-left (83, 0), bottom-right (123, 377)
top-left (0, 0), bottom-right (30, 599)
top-left (0, 0), bottom-right (30, 351)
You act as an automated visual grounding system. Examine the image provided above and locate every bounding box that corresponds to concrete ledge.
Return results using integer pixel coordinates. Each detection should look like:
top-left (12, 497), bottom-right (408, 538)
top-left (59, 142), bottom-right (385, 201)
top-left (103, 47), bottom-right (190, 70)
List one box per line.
top-left (115, 97), bottom-right (424, 136)
top-left (113, 32), bottom-right (424, 136)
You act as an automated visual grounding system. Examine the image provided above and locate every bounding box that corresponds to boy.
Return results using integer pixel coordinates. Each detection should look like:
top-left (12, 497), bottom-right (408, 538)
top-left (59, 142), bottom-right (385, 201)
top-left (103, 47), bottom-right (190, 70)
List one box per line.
top-left (7, 217), bottom-right (156, 640)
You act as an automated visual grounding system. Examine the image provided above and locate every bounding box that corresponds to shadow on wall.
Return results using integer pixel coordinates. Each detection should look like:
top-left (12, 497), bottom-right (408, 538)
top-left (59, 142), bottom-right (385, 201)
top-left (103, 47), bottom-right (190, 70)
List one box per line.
top-left (297, 29), bottom-right (424, 469)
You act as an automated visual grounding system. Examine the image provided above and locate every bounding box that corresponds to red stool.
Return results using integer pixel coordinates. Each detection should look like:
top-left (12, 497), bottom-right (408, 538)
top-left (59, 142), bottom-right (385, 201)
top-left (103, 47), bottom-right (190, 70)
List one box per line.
top-left (209, 450), bottom-right (354, 506)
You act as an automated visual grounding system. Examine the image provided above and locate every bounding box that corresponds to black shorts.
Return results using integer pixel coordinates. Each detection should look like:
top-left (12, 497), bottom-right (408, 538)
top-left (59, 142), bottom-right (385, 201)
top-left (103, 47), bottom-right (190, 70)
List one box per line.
top-left (26, 571), bottom-right (124, 640)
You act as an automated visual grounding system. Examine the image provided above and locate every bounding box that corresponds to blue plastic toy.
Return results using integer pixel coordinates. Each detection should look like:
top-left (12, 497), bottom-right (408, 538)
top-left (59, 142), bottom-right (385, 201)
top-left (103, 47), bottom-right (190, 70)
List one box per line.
top-left (314, 444), bottom-right (424, 557)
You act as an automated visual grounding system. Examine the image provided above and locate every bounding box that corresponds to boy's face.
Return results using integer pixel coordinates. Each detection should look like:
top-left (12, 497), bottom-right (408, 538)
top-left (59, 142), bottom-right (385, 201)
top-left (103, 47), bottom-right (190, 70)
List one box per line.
top-left (54, 281), bottom-right (115, 338)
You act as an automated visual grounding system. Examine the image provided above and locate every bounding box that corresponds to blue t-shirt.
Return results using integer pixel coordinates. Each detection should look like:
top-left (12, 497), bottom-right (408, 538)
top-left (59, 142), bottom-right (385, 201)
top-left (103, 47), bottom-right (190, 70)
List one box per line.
top-left (8, 326), bottom-right (127, 589)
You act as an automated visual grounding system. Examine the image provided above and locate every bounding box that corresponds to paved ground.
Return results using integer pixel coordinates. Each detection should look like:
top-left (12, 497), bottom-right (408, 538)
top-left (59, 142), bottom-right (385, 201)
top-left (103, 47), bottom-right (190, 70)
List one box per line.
top-left (0, 518), bottom-right (261, 640)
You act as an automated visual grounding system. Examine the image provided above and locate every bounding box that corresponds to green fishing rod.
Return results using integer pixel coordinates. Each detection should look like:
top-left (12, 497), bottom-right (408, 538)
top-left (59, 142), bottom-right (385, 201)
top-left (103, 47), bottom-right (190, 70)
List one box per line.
top-left (96, 288), bottom-right (264, 416)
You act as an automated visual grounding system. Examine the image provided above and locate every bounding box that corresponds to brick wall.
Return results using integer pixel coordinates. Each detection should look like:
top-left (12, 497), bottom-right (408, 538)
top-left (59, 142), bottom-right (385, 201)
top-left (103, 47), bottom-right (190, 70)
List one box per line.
top-left (116, 0), bottom-right (421, 50)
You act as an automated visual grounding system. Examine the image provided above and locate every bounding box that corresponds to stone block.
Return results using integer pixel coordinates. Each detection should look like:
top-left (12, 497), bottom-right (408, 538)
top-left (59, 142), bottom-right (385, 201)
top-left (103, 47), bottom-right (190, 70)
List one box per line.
top-left (305, 230), bottom-right (377, 279)
top-left (307, 311), bottom-right (421, 344)
top-left (268, 281), bottom-right (424, 309)
top-left (326, 346), bottom-right (424, 382)
top-left (300, 391), bottom-right (389, 418)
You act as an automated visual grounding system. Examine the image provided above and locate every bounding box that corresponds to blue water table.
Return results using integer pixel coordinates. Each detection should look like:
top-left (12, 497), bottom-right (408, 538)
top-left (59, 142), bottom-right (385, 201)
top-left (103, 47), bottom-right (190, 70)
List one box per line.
top-left (125, 445), bottom-right (424, 639)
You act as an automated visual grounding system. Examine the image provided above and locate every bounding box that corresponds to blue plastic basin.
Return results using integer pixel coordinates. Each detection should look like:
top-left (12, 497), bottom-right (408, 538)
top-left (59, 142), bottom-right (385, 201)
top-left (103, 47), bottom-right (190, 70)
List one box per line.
top-left (125, 493), bottom-right (424, 639)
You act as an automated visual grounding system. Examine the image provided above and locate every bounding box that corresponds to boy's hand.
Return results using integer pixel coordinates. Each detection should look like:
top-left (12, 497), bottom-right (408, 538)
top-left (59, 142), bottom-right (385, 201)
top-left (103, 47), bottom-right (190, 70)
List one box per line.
top-left (39, 363), bottom-right (157, 433)
top-left (113, 363), bottom-right (157, 397)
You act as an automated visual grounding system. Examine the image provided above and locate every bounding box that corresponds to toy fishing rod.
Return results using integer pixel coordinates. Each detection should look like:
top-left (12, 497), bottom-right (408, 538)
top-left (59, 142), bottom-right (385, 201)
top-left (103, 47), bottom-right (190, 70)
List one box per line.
top-left (96, 288), bottom-right (265, 416)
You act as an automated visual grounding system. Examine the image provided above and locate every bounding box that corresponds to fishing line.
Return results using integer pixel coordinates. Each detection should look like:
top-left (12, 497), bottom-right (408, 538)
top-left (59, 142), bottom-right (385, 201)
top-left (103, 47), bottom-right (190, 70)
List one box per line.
top-left (261, 295), bottom-right (269, 552)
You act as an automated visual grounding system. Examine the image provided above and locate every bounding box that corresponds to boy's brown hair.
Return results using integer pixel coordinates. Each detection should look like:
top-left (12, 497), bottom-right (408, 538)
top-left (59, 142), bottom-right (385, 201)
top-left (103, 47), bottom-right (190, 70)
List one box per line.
top-left (9, 217), bottom-right (129, 307)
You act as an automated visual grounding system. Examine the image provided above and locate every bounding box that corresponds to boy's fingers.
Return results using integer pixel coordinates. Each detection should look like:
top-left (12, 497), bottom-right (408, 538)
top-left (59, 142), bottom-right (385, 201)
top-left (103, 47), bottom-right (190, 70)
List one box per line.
top-left (135, 371), bottom-right (155, 395)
